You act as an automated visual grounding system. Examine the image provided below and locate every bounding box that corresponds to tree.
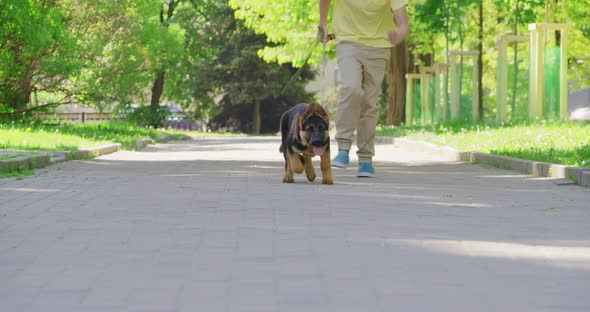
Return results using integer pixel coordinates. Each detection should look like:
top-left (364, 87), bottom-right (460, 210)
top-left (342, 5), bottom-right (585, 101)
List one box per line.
top-left (0, 0), bottom-right (180, 119)
top-left (170, 0), bottom-right (314, 133)
top-left (0, 0), bottom-right (79, 114)
top-left (228, 0), bottom-right (326, 66)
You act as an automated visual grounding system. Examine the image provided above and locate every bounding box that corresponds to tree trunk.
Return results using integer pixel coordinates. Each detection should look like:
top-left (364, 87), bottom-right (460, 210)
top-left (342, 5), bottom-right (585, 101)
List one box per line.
top-left (554, 0), bottom-right (561, 45)
top-left (148, 1), bottom-right (177, 128)
top-left (445, 0), bottom-right (450, 120)
top-left (386, 41), bottom-right (408, 126)
top-left (457, 1), bottom-right (464, 109)
top-left (477, 0), bottom-right (483, 120)
top-left (7, 47), bottom-right (38, 110)
top-left (253, 95), bottom-right (261, 134)
top-left (512, 0), bottom-right (520, 118)
top-left (149, 71), bottom-right (166, 127)
top-left (8, 81), bottom-right (32, 110)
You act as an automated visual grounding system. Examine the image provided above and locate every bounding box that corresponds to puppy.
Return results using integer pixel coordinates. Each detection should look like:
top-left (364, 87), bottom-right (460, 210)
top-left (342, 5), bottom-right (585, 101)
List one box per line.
top-left (279, 102), bottom-right (333, 184)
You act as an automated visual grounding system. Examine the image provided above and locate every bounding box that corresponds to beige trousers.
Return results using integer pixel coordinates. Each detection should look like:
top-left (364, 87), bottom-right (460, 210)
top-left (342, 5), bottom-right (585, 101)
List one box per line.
top-left (335, 41), bottom-right (390, 163)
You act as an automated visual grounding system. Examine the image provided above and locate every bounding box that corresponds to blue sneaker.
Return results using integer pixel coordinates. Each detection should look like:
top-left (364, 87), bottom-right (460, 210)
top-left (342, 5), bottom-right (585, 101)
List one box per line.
top-left (331, 150), bottom-right (349, 168)
top-left (356, 162), bottom-right (375, 177)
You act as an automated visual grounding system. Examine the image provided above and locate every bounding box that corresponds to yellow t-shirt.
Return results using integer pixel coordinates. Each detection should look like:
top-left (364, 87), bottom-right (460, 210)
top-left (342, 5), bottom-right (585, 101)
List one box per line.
top-left (332, 0), bottom-right (408, 48)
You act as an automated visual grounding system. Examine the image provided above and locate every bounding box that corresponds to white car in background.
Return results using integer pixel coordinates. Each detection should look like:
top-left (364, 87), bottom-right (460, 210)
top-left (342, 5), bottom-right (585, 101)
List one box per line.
top-left (570, 107), bottom-right (590, 121)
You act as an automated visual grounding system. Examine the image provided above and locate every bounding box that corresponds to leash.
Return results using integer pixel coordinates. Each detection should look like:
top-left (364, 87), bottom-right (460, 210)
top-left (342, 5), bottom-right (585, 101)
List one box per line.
top-left (280, 29), bottom-right (334, 96)
top-left (320, 37), bottom-right (328, 105)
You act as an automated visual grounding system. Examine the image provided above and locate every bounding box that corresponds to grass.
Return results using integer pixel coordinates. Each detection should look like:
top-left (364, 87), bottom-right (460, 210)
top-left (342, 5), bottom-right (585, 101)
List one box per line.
top-left (376, 121), bottom-right (590, 167)
top-left (0, 166), bottom-right (35, 179)
top-left (0, 121), bottom-right (189, 151)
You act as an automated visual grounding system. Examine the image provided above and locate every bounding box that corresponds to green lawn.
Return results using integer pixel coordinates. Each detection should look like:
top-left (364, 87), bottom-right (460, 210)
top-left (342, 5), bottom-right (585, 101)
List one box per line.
top-left (0, 121), bottom-right (188, 151)
top-left (376, 122), bottom-right (590, 168)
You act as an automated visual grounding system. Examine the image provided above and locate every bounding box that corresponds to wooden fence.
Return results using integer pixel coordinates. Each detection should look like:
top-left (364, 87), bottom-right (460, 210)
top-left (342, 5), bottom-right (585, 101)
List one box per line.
top-left (32, 112), bottom-right (125, 123)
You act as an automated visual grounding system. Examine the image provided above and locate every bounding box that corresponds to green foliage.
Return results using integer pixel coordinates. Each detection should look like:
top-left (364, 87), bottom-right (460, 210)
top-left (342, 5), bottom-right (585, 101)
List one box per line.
top-left (0, 0), bottom-right (78, 111)
top-left (0, 121), bottom-right (186, 151)
top-left (169, 0), bottom-right (314, 132)
top-left (229, 0), bottom-right (330, 66)
top-left (2, 0), bottom-right (587, 131)
top-left (124, 105), bottom-right (171, 127)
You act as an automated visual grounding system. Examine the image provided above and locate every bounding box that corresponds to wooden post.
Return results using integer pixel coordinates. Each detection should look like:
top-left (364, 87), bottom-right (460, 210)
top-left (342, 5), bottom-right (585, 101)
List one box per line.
top-left (405, 73), bottom-right (430, 125)
top-left (442, 65), bottom-right (448, 122)
top-left (433, 65), bottom-right (442, 123)
top-left (529, 23), bottom-right (545, 120)
top-left (422, 74), bottom-right (429, 125)
top-left (560, 27), bottom-right (568, 120)
top-left (449, 55), bottom-right (459, 120)
top-left (405, 75), bottom-right (414, 125)
top-left (528, 23), bottom-right (570, 121)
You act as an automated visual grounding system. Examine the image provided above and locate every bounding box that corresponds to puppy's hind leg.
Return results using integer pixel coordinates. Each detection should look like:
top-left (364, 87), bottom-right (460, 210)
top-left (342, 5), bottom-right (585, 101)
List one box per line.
top-left (303, 155), bottom-right (316, 182)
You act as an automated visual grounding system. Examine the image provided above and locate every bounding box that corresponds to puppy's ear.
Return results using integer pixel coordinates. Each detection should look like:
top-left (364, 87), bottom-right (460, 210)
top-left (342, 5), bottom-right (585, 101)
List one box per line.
top-left (321, 111), bottom-right (330, 124)
top-left (310, 102), bottom-right (330, 124)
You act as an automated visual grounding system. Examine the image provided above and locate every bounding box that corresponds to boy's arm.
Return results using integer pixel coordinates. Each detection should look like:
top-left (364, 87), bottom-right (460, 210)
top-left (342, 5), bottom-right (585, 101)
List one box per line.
top-left (318, 0), bottom-right (331, 42)
top-left (387, 6), bottom-right (410, 46)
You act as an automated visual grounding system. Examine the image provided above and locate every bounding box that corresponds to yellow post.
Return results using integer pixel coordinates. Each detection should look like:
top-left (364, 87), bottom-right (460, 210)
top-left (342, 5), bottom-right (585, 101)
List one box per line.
top-left (406, 73), bottom-right (430, 125)
top-left (529, 25), bottom-right (538, 119)
top-left (449, 54), bottom-right (459, 120)
top-left (497, 37), bottom-right (508, 123)
top-left (560, 27), bottom-right (568, 120)
top-left (528, 23), bottom-right (570, 121)
top-left (442, 65), bottom-right (448, 122)
top-left (405, 74), bottom-right (414, 125)
top-left (434, 64), bottom-right (447, 123)
top-left (419, 67), bottom-right (433, 125)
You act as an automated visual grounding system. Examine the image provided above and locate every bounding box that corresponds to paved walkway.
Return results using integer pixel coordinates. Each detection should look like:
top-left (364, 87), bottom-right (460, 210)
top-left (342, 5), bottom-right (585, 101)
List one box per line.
top-left (1, 137), bottom-right (589, 312)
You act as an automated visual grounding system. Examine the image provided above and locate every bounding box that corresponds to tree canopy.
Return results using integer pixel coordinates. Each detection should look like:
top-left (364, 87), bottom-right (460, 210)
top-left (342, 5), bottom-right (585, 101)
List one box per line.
top-left (1, 0), bottom-right (588, 128)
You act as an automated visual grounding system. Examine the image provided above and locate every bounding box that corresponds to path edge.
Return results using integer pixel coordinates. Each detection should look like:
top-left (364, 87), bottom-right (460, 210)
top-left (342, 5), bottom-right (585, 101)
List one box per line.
top-left (376, 136), bottom-right (590, 188)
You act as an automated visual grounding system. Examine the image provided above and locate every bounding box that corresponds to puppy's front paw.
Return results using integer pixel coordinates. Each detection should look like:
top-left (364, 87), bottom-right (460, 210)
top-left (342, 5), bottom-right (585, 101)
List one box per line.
top-left (306, 173), bottom-right (316, 182)
top-left (322, 177), bottom-right (334, 185)
top-left (283, 176), bottom-right (294, 183)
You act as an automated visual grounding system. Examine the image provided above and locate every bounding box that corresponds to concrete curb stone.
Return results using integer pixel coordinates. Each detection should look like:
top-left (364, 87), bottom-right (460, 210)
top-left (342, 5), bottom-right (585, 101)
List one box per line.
top-left (378, 136), bottom-right (590, 189)
top-left (0, 152), bottom-right (50, 173)
top-left (581, 171), bottom-right (590, 188)
top-left (135, 139), bottom-right (154, 150)
top-left (67, 143), bottom-right (122, 160)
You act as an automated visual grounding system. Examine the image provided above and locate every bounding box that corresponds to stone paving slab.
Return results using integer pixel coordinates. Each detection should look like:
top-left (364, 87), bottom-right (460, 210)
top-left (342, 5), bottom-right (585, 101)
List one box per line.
top-left (0, 136), bottom-right (589, 312)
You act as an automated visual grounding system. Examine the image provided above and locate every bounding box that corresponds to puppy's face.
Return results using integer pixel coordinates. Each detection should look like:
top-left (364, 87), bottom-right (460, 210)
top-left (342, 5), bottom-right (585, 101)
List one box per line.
top-left (298, 103), bottom-right (330, 156)
top-left (301, 115), bottom-right (328, 146)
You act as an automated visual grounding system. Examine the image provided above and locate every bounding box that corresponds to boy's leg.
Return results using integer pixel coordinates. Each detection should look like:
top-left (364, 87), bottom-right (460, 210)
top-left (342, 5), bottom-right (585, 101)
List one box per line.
top-left (356, 46), bottom-right (390, 163)
top-left (335, 42), bottom-right (363, 152)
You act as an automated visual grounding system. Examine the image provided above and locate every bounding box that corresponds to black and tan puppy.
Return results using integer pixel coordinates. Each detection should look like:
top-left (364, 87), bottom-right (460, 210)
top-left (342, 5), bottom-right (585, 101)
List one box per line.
top-left (279, 102), bottom-right (333, 184)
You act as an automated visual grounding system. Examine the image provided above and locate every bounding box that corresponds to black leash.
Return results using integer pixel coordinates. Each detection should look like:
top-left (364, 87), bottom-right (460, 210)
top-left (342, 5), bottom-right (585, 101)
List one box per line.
top-left (280, 33), bottom-right (335, 96)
